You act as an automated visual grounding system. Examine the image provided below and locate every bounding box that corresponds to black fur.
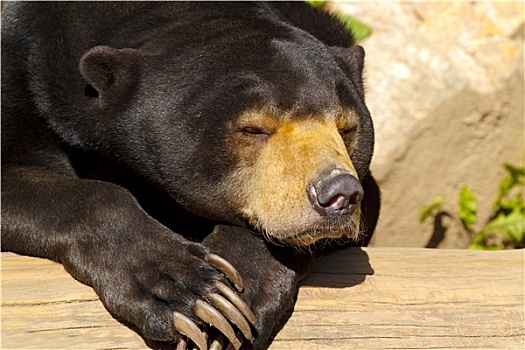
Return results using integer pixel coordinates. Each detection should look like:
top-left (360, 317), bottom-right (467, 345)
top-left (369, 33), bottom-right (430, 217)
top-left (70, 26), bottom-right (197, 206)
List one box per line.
top-left (1, 2), bottom-right (379, 349)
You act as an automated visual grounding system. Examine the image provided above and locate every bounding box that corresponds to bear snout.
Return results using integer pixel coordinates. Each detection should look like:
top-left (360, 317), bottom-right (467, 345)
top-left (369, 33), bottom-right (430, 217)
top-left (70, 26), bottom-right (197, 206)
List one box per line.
top-left (231, 116), bottom-right (365, 245)
top-left (307, 172), bottom-right (363, 217)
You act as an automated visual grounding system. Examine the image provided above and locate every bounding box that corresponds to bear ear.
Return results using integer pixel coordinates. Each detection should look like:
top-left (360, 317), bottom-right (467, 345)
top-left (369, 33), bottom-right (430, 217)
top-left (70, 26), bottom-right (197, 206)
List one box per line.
top-left (79, 45), bottom-right (142, 102)
top-left (330, 45), bottom-right (365, 98)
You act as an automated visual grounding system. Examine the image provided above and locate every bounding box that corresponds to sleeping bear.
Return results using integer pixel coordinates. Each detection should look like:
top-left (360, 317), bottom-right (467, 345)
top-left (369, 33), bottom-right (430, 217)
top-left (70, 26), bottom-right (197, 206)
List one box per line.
top-left (1, 2), bottom-right (380, 349)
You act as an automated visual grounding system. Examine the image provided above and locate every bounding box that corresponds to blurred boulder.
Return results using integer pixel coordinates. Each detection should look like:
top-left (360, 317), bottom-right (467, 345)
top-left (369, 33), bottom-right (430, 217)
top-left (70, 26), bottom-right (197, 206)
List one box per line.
top-left (332, 2), bottom-right (524, 248)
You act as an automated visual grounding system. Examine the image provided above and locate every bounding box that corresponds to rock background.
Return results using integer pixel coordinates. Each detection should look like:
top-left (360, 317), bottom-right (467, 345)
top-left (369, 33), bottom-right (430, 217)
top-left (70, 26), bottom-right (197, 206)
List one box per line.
top-left (331, 2), bottom-right (524, 248)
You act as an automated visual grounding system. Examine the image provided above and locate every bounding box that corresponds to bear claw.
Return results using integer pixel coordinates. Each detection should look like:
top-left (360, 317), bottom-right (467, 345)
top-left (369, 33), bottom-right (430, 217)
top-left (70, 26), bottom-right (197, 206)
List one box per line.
top-left (214, 281), bottom-right (256, 325)
top-left (210, 293), bottom-right (252, 340)
top-left (209, 333), bottom-right (227, 350)
top-left (173, 311), bottom-right (208, 350)
top-left (175, 336), bottom-right (187, 350)
top-left (173, 256), bottom-right (256, 350)
top-left (205, 254), bottom-right (244, 292)
top-left (195, 300), bottom-right (242, 349)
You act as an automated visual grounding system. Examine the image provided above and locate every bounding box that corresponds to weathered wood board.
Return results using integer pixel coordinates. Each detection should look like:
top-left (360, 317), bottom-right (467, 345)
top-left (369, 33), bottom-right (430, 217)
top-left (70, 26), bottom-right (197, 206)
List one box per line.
top-left (2, 248), bottom-right (524, 349)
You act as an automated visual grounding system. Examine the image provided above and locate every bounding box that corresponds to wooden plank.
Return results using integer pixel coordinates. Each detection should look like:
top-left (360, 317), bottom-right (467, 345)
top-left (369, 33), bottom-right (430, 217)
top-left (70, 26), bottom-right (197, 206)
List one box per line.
top-left (2, 248), bottom-right (523, 349)
top-left (1, 254), bottom-right (145, 349)
top-left (275, 248), bottom-right (524, 349)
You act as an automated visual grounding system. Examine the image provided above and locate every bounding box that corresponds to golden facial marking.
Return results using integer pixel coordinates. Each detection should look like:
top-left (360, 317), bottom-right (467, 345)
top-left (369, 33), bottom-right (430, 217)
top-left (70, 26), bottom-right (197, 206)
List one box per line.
top-left (226, 111), bottom-right (362, 246)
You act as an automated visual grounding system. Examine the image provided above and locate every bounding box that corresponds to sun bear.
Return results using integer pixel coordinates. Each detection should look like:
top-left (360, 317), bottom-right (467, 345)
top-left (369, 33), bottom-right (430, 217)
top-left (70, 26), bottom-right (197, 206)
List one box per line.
top-left (1, 2), bottom-right (380, 349)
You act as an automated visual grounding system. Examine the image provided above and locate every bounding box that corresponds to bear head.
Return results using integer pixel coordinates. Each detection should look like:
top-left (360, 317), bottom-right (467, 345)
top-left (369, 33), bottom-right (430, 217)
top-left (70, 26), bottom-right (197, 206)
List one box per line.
top-left (75, 20), bottom-right (374, 247)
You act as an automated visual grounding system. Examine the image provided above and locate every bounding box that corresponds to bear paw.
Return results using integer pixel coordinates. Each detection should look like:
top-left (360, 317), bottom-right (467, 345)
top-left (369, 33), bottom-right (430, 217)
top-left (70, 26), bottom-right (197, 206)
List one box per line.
top-left (173, 254), bottom-right (256, 350)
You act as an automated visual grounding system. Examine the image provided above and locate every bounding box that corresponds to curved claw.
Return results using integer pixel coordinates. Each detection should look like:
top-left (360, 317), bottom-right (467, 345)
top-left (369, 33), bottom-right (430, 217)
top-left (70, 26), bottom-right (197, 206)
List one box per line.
top-left (205, 254), bottom-right (244, 292)
top-left (225, 330), bottom-right (246, 350)
top-left (173, 311), bottom-right (208, 350)
top-left (210, 293), bottom-right (252, 340)
top-left (176, 337), bottom-right (187, 350)
top-left (214, 281), bottom-right (257, 326)
top-left (195, 300), bottom-right (242, 350)
top-left (209, 333), bottom-right (227, 350)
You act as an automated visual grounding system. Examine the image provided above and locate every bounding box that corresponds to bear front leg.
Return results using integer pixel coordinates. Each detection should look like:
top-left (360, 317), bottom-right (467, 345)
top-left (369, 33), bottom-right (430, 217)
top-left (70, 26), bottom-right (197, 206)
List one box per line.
top-left (1, 166), bottom-right (255, 349)
top-left (203, 225), bottom-right (317, 350)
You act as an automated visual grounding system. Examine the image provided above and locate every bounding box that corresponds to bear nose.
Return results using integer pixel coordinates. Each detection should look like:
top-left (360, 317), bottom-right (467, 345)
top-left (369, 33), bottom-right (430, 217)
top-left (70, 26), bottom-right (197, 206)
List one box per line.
top-left (307, 173), bottom-right (364, 216)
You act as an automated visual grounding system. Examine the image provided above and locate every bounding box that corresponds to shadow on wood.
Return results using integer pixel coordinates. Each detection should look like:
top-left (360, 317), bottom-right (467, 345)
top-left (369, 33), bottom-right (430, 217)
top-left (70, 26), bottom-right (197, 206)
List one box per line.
top-left (2, 248), bottom-right (524, 349)
top-left (300, 247), bottom-right (374, 289)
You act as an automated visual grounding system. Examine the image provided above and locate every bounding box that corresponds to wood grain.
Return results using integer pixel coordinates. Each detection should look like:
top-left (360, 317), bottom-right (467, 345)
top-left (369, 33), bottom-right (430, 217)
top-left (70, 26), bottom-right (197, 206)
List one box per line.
top-left (2, 248), bottom-right (523, 349)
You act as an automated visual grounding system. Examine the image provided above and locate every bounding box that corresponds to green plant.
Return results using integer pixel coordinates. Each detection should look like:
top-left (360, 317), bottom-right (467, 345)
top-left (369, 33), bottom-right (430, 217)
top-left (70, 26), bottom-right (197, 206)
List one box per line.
top-left (420, 163), bottom-right (525, 250)
top-left (306, 1), bottom-right (373, 42)
top-left (419, 194), bottom-right (445, 223)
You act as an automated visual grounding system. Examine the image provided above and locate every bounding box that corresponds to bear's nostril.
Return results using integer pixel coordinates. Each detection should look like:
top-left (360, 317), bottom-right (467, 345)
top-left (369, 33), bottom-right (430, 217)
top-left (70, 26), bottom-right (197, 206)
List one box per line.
top-left (308, 173), bottom-right (363, 215)
top-left (325, 194), bottom-right (350, 210)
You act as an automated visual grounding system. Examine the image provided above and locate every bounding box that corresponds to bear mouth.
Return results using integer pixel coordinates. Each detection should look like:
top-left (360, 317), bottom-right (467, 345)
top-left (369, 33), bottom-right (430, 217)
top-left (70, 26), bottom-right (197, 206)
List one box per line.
top-left (241, 205), bottom-right (361, 247)
top-left (267, 223), bottom-right (359, 247)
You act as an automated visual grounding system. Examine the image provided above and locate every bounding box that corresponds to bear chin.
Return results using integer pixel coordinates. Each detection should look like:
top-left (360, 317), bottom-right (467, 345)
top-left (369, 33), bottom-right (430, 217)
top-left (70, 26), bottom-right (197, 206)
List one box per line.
top-left (270, 226), bottom-right (360, 247)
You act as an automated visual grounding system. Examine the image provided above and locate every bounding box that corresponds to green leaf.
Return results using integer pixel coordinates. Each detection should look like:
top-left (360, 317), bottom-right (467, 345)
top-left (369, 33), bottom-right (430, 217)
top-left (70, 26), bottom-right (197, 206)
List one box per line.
top-left (335, 13), bottom-right (373, 42)
top-left (495, 163), bottom-right (525, 206)
top-left (459, 186), bottom-right (477, 231)
top-left (469, 231), bottom-right (486, 247)
top-left (305, 1), bottom-right (373, 42)
top-left (498, 194), bottom-right (525, 212)
top-left (482, 209), bottom-right (524, 243)
top-left (468, 232), bottom-right (502, 250)
top-left (468, 242), bottom-right (486, 250)
top-left (419, 194), bottom-right (445, 223)
top-left (468, 244), bottom-right (480, 250)
top-left (504, 163), bottom-right (525, 181)
top-left (305, 0), bottom-right (327, 8)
